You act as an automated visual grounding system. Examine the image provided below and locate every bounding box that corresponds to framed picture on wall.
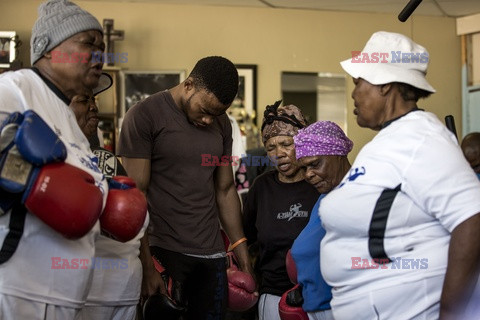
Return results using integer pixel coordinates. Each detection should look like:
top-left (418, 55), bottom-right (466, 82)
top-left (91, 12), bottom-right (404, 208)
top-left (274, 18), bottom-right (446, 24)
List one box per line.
top-left (0, 31), bottom-right (17, 68)
top-left (235, 64), bottom-right (258, 121)
top-left (121, 70), bottom-right (186, 116)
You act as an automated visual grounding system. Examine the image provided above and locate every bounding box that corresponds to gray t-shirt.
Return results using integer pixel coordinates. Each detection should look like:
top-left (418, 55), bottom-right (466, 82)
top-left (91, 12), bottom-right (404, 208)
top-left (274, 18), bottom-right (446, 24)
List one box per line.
top-left (118, 90), bottom-right (232, 255)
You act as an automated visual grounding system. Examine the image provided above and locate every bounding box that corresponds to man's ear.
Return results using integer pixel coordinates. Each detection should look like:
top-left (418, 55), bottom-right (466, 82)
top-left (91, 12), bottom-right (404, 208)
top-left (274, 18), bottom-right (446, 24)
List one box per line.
top-left (379, 83), bottom-right (393, 96)
top-left (183, 77), bottom-right (195, 92)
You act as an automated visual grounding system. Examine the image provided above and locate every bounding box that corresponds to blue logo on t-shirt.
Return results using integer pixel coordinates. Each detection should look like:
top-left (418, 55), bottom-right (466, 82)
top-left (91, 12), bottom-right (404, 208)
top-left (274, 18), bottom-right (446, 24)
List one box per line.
top-left (338, 166), bottom-right (366, 188)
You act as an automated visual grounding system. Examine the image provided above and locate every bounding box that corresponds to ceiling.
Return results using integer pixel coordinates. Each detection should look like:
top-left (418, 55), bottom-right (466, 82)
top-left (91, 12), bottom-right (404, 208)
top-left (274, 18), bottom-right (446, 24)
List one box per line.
top-left (85, 0), bottom-right (480, 18)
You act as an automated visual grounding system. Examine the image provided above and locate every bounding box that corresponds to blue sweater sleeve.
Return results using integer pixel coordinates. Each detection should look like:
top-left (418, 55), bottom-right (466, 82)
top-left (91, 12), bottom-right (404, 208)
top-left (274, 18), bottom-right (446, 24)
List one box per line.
top-left (291, 195), bottom-right (332, 312)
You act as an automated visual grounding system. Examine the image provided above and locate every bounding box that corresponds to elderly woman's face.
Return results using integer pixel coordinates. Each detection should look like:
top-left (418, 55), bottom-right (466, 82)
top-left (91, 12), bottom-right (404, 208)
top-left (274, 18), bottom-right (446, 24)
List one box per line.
top-left (69, 91), bottom-right (99, 139)
top-left (265, 135), bottom-right (301, 181)
top-left (351, 78), bottom-right (388, 130)
top-left (49, 30), bottom-right (105, 91)
top-left (299, 155), bottom-right (344, 193)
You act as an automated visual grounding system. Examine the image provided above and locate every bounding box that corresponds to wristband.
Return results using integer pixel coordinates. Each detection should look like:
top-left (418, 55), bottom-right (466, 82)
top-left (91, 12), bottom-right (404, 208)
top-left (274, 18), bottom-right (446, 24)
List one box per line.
top-left (228, 237), bottom-right (247, 251)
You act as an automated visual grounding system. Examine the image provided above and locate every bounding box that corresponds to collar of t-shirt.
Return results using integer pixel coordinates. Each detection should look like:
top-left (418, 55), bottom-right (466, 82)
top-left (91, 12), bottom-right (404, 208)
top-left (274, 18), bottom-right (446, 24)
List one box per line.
top-left (31, 67), bottom-right (71, 105)
top-left (382, 107), bottom-right (423, 129)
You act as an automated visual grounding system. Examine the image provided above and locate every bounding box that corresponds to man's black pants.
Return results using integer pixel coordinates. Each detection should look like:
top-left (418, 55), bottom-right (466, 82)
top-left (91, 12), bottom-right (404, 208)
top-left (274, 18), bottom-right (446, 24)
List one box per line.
top-left (150, 246), bottom-right (228, 320)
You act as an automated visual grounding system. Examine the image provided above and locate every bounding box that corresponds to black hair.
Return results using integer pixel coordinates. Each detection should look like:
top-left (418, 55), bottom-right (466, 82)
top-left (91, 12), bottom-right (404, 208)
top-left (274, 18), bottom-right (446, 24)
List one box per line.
top-left (395, 82), bottom-right (432, 102)
top-left (462, 132), bottom-right (480, 149)
top-left (188, 56), bottom-right (239, 106)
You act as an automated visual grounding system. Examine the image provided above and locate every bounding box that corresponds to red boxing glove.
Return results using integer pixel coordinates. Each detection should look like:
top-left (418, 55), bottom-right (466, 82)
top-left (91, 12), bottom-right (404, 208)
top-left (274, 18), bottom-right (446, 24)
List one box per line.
top-left (24, 162), bottom-right (103, 239)
top-left (227, 251), bottom-right (258, 312)
top-left (286, 249), bottom-right (298, 284)
top-left (278, 284), bottom-right (308, 320)
top-left (100, 176), bottom-right (147, 242)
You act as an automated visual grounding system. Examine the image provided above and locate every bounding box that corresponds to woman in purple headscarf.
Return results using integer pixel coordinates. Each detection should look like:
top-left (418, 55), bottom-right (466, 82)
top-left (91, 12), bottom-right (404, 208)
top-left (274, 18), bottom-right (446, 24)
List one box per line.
top-left (242, 100), bottom-right (320, 320)
top-left (289, 121), bottom-right (353, 320)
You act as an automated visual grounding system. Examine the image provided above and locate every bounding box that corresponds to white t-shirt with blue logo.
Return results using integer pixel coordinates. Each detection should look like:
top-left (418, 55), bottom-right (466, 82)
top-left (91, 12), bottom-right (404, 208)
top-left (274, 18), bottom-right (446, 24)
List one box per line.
top-left (0, 69), bottom-right (108, 307)
top-left (320, 111), bottom-right (480, 305)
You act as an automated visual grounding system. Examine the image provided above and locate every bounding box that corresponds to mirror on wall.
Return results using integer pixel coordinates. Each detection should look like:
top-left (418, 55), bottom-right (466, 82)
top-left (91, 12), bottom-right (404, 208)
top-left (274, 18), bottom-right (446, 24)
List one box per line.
top-left (281, 72), bottom-right (347, 132)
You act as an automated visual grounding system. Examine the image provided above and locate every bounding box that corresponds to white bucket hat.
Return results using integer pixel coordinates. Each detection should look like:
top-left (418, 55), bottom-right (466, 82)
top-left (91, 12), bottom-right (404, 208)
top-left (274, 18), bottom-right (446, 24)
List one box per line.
top-left (340, 31), bottom-right (435, 93)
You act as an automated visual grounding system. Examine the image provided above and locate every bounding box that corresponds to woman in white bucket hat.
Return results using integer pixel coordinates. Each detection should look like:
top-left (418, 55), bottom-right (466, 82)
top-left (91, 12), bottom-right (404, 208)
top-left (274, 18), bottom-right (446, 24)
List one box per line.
top-left (318, 31), bottom-right (480, 320)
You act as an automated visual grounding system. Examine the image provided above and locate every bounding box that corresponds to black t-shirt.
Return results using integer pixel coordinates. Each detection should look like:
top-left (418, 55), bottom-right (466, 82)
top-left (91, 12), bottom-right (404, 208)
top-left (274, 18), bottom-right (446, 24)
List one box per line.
top-left (243, 170), bottom-right (319, 295)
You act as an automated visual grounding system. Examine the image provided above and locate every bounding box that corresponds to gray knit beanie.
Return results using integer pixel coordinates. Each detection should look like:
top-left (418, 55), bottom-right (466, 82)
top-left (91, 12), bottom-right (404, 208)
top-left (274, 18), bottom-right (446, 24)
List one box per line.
top-left (30, 0), bottom-right (103, 65)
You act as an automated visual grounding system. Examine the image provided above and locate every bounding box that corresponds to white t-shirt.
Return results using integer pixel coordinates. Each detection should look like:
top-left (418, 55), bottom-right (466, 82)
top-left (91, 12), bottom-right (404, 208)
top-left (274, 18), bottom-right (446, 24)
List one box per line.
top-left (320, 111), bottom-right (480, 302)
top-left (0, 69), bottom-right (108, 307)
top-left (85, 214), bottom-right (149, 306)
top-left (228, 114), bottom-right (246, 174)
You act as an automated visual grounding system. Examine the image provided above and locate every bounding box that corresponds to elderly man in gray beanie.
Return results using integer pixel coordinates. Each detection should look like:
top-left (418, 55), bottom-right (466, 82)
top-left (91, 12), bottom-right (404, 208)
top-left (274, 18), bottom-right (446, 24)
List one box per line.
top-left (31, 0), bottom-right (105, 95)
top-left (0, 1), bottom-right (110, 319)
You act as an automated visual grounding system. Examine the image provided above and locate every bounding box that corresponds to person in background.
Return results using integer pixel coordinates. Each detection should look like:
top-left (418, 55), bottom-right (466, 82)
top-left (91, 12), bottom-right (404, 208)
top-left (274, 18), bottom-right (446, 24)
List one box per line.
top-left (118, 56), bottom-right (256, 320)
top-left (461, 132), bottom-right (480, 180)
top-left (242, 100), bottom-right (319, 320)
top-left (319, 31), bottom-right (480, 319)
top-left (68, 73), bottom-right (148, 320)
top-left (228, 113), bottom-right (247, 176)
top-left (0, 0), bottom-right (108, 318)
top-left (0, 38), bottom-right (10, 64)
top-left (288, 120), bottom-right (353, 320)
top-left (69, 73), bottom-right (125, 178)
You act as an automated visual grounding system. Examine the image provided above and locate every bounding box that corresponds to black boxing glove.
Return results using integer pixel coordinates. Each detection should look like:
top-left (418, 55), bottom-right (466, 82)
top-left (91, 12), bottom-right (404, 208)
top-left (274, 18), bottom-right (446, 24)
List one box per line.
top-left (286, 284), bottom-right (304, 307)
top-left (143, 257), bottom-right (186, 320)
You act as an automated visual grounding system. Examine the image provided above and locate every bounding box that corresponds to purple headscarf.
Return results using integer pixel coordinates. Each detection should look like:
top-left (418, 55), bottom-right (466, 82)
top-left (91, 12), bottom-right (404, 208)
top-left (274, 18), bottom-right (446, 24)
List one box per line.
top-left (294, 121), bottom-right (353, 159)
